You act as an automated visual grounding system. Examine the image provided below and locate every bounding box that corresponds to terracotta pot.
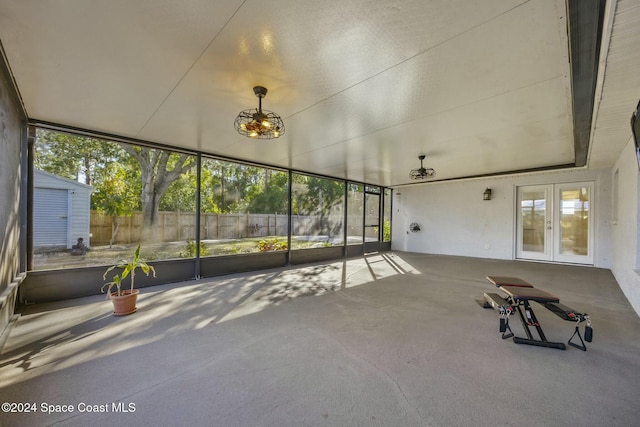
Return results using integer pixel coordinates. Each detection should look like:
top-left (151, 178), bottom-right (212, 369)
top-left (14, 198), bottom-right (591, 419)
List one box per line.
top-left (110, 289), bottom-right (139, 315)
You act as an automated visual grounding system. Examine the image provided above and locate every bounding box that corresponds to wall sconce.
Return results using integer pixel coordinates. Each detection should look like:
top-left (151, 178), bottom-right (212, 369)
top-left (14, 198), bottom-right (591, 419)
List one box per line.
top-left (483, 188), bottom-right (492, 201)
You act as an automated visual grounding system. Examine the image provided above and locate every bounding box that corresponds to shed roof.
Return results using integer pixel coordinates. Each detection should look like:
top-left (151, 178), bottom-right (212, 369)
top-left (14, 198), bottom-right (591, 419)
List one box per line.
top-left (34, 169), bottom-right (92, 191)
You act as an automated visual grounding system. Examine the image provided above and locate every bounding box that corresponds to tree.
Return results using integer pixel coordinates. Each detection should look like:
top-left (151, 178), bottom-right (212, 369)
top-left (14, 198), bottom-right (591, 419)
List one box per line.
top-left (37, 129), bottom-right (315, 244)
top-left (203, 160), bottom-right (263, 213)
top-left (120, 146), bottom-right (196, 242)
top-left (295, 176), bottom-right (345, 238)
top-left (35, 129), bottom-right (121, 185)
top-left (160, 168), bottom-right (198, 212)
top-left (297, 176), bottom-right (344, 214)
top-left (36, 130), bottom-right (199, 244)
top-left (92, 163), bottom-right (139, 246)
top-left (247, 169), bottom-right (289, 213)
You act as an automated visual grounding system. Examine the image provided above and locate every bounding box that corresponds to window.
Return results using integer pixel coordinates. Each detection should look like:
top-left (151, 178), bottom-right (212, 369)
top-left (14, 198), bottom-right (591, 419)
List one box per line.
top-left (32, 128), bottom-right (391, 273)
top-left (364, 186), bottom-right (381, 242)
top-left (291, 174), bottom-right (345, 249)
top-left (33, 129), bottom-right (198, 269)
top-left (347, 183), bottom-right (364, 244)
top-left (383, 188), bottom-right (392, 242)
top-left (199, 158), bottom-right (289, 255)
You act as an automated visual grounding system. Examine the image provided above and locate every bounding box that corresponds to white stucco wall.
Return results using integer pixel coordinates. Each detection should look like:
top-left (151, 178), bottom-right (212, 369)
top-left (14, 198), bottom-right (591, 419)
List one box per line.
top-left (610, 138), bottom-right (640, 314)
top-left (391, 167), bottom-right (612, 268)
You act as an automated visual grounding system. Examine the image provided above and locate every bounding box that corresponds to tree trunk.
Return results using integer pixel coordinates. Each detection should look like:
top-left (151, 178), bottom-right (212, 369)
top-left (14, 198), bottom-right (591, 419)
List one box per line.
top-left (84, 154), bottom-right (92, 186)
top-left (110, 216), bottom-right (121, 247)
top-left (140, 167), bottom-right (160, 242)
top-left (120, 145), bottom-right (195, 243)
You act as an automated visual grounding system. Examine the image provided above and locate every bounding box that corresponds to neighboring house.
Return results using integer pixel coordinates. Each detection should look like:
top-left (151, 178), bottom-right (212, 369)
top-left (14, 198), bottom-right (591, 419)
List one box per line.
top-left (33, 170), bottom-right (91, 250)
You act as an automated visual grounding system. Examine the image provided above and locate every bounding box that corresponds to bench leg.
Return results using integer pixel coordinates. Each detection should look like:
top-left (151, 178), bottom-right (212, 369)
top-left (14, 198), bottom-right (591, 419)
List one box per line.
top-left (512, 301), bottom-right (566, 350)
top-left (513, 337), bottom-right (566, 350)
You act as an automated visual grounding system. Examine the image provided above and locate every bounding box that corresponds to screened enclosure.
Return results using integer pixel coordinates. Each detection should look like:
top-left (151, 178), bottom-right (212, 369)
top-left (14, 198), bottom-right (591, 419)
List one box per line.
top-left (25, 127), bottom-right (391, 301)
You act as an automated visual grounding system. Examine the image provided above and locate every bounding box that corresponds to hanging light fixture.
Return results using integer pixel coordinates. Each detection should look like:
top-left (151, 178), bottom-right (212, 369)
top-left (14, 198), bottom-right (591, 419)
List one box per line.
top-left (234, 86), bottom-right (285, 139)
top-left (409, 155), bottom-right (436, 180)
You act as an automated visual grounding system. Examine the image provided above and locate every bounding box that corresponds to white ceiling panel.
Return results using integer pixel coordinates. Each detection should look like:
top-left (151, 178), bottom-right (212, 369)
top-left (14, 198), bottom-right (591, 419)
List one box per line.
top-left (0, 0), bottom-right (634, 186)
top-left (0, 0), bottom-right (246, 134)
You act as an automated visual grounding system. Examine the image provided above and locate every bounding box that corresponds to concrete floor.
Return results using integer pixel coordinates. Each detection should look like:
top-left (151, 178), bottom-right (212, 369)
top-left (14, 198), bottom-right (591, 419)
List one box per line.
top-left (1, 252), bottom-right (640, 427)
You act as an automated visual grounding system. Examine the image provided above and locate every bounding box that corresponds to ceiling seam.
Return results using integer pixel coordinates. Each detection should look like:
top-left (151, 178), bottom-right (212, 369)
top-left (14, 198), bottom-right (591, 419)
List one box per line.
top-left (134, 0), bottom-right (248, 138)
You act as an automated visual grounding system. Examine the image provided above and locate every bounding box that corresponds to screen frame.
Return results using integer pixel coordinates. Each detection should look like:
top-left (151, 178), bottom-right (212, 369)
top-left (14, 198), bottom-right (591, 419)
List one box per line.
top-left (632, 100), bottom-right (640, 171)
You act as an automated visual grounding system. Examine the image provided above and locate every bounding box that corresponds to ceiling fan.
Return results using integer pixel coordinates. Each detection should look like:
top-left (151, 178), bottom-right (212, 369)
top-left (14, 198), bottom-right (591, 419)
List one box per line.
top-left (409, 155), bottom-right (436, 180)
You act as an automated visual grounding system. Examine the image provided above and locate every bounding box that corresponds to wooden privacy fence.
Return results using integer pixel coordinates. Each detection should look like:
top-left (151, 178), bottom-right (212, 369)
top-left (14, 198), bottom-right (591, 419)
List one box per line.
top-left (90, 211), bottom-right (364, 245)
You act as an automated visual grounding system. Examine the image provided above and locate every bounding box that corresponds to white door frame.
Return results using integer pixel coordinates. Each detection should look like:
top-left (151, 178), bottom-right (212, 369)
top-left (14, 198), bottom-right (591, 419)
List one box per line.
top-left (552, 182), bottom-right (594, 264)
top-left (516, 182), bottom-right (594, 265)
top-left (516, 185), bottom-right (552, 262)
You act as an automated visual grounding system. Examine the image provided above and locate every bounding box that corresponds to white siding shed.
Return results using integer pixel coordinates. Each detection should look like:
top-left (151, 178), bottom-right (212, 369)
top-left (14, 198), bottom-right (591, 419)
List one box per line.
top-left (33, 170), bottom-right (91, 249)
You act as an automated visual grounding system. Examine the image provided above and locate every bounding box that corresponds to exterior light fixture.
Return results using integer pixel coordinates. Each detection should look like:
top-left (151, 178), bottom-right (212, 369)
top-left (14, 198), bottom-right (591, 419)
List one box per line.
top-left (483, 188), bottom-right (492, 200)
top-left (234, 86), bottom-right (285, 139)
top-left (409, 155), bottom-right (436, 180)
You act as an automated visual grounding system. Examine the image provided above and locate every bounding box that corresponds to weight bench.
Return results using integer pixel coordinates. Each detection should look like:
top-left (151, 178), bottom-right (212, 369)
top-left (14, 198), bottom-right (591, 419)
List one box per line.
top-left (482, 276), bottom-right (593, 351)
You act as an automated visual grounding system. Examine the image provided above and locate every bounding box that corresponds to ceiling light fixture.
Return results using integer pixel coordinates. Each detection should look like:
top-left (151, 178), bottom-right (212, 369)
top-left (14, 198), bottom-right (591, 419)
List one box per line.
top-left (409, 155), bottom-right (436, 180)
top-left (234, 86), bottom-right (285, 139)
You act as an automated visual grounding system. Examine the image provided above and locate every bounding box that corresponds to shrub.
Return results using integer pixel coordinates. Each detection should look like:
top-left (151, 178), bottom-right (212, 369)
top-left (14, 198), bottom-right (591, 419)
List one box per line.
top-left (257, 238), bottom-right (288, 252)
top-left (181, 240), bottom-right (209, 258)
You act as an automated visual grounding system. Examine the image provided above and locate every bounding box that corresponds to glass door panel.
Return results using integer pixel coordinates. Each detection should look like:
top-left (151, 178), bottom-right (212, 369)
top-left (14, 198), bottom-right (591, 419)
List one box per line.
top-left (347, 183), bottom-right (364, 244)
top-left (364, 192), bottom-right (380, 242)
top-left (517, 185), bottom-right (551, 261)
top-left (516, 183), bottom-right (593, 265)
top-left (554, 184), bottom-right (593, 264)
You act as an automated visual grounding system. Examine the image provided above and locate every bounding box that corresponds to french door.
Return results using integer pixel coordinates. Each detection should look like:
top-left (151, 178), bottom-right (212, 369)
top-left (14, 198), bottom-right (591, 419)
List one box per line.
top-left (516, 183), bottom-right (593, 265)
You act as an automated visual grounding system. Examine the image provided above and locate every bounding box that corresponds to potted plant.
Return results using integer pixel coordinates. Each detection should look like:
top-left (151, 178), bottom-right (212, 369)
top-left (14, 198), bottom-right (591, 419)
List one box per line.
top-left (101, 244), bottom-right (156, 315)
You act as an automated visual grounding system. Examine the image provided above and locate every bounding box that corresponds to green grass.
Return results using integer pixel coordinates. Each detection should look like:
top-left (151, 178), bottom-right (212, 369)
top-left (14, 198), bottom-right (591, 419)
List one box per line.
top-left (33, 236), bottom-right (323, 270)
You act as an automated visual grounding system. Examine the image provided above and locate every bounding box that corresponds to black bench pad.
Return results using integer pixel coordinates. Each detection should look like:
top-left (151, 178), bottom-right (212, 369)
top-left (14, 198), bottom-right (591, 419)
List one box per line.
top-left (486, 276), bottom-right (534, 288)
top-left (499, 285), bottom-right (560, 303)
top-left (483, 292), bottom-right (513, 310)
top-left (542, 302), bottom-right (588, 322)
